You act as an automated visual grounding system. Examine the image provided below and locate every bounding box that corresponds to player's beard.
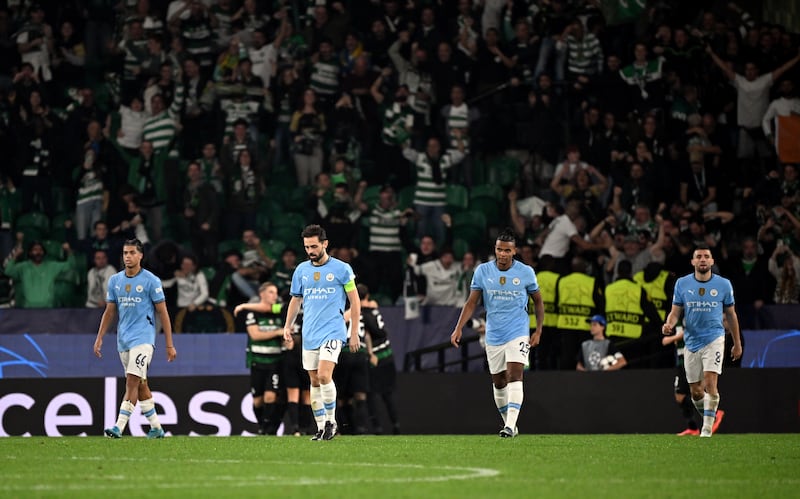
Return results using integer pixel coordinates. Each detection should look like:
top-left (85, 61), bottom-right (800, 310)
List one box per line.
top-left (696, 266), bottom-right (711, 278)
top-left (309, 251), bottom-right (326, 265)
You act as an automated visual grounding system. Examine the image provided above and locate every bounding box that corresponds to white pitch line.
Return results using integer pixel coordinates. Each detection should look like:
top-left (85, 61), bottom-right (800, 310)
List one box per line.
top-left (0, 458), bottom-right (500, 491)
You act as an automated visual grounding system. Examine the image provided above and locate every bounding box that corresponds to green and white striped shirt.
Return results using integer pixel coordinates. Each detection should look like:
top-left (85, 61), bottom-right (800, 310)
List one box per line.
top-left (444, 103), bottom-right (470, 152)
top-left (310, 57), bottom-right (339, 96)
top-left (368, 206), bottom-right (404, 252)
top-left (403, 148), bottom-right (464, 207)
top-left (142, 84), bottom-right (185, 151)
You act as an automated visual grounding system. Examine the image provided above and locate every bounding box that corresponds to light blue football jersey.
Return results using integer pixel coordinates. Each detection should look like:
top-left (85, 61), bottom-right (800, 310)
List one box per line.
top-left (290, 257), bottom-right (355, 349)
top-left (471, 260), bottom-right (540, 346)
top-left (672, 273), bottom-right (734, 352)
top-left (106, 269), bottom-right (166, 352)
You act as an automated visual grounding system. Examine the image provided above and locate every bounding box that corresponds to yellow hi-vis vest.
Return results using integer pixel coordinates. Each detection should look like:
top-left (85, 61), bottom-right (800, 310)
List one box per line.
top-left (604, 279), bottom-right (645, 339)
top-left (529, 270), bottom-right (559, 328)
top-left (556, 273), bottom-right (595, 331)
top-left (633, 269), bottom-right (670, 321)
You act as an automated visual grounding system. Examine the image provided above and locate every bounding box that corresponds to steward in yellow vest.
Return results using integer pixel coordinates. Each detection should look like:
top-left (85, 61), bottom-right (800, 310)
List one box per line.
top-left (555, 257), bottom-right (604, 369)
top-left (604, 260), bottom-right (663, 367)
top-left (633, 261), bottom-right (675, 321)
top-left (529, 255), bottom-right (560, 370)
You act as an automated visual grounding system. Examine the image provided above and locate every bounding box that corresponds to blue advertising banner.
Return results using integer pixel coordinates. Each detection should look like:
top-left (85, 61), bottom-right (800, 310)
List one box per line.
top-left (0, 334), bottom-right (248, 379)
top-left (741, 329), bottom-right (800, 368)
top-left (0, 329), bottom-right (798, 379)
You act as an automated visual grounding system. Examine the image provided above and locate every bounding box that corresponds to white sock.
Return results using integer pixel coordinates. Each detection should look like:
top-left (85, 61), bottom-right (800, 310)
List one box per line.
top-left (139, 398), bottom-right (161, 430)
top-left (320, 382), bottom-right (337, 423)
top-left (505, 381), bottom-right (524, 431)
top-left (310, 385), bottom-right (325, 431)
top-left (493, 385), bottom-right (508, 426)
top-left (703, 393), bottom-right (720, 432)
top-left (115, 400), bottom-right (135, 431)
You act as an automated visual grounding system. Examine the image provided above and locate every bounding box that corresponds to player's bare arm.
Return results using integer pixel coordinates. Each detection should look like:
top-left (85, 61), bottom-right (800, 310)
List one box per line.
top-left (155, 301), bottom-right (176, 362)
top-left (662, 304), bottom-right (684, 335)
top-left (529, 290), bottom-right (545, 347)
top-left (725, 305), bottom-right (743, 361)
top-left (283, 295), bottom-right (302, 341)
top-left (93, 301), bottom-right (117, 358)
top-left (451, 290), bottom-right (481, 347)
top-left (346, 285), bottom-right (361, 353)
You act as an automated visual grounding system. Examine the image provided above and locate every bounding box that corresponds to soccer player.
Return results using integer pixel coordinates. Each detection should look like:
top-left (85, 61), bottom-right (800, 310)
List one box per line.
top-left (662, 245), bottom-right (742, 438)
top-left (234, 282), bottom-right (287, 435)
top-left (283, 225), bottom-right (361, 441)
top-left (93, 239), bottom-right (176, 438)
top-left (450, 228), bottom-right (545, 438)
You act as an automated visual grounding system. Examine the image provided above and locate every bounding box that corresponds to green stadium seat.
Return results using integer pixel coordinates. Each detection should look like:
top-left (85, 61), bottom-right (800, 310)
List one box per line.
top-left (398, 186), bottom-right (416, 211)
top-left (15, 211), bottom-right (50, 241)
top-left (262, 239), bottom-right (286, 260)
top-left (286, 186), bottom-right (311, 213)
top-left (471, 157), bottom-right (487, 185)
top-left (487, 157), bottom-right (521, 188)
top-left (452, 211), bottom-right (487, 249)
top-left (271, 212), bottom-right (307, 232)
top-left (217, 239), bottom-right (242, 256)
top-left (49, 213), bottom-right (73, 242)
top-left (470, 183), bottom-right (504, 202)
top-left (445, 185), bottom-right (469, 214)
top-left (469, 183), bottom-right (504, 225)
top-left (452, 238), bottom-right (471, 260)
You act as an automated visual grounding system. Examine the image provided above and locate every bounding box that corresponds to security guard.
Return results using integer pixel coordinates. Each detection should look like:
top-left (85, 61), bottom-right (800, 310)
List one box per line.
top-left (605, 260), bottom-right (662, 367)
top-left (634, 261), bottom-right (675, 322)
top-left (529, 255), bottom-right (561, 370)
top-left (555, 256), bottom-right (604, 369)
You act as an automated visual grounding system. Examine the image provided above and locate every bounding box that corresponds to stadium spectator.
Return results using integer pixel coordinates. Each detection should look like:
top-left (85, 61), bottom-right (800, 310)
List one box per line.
top-left (409, 246), bottom-right (463, 307)
top-left (403, 134), bottom-right (465, 246)
top-left (163, 254), bottom-right (209, 311)
top-left (85, 249), bottom-right (116, 308)
top-left (4, 240), bottom-right (75, 308)
top-left (768, 242), bottom-right (800, 304)
top-left (576, 315), bottom-right (627, 372)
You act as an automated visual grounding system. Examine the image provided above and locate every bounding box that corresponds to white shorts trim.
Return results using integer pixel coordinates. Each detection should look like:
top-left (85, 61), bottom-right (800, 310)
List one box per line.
top-left (302, 339), bottom-right (343, 371)
top-left (120, 344), bottom-right (154, 380)
top-left (485, 336), bottom-right (530, 374)
top-left (684, 336), bottom-right (724, 383)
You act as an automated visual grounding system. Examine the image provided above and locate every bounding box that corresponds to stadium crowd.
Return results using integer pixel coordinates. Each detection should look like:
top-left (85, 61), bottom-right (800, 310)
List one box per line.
top-left (0, 0), bottom-right (798, 374)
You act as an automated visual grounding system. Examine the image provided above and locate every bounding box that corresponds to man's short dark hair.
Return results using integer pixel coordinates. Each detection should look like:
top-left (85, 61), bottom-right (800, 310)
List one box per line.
top-left (301, 224), bottom-right (327, 241)
top-left (124, 239), bottom-right (145, 254)
top-left (497, 227), bottom-right (517, 245)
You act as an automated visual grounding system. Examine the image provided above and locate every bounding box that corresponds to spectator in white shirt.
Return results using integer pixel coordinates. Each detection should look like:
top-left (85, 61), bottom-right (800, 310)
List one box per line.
top-left (163, 254), bottom-right (209, 310)
top-left (114, 95), bottom-right (148, 153)
top-left (410, 247), bottom-right (463, 306)
top-left (707, 45), bottom-right (800, 161)
top-left (86, 250), bottom-right (117, 308)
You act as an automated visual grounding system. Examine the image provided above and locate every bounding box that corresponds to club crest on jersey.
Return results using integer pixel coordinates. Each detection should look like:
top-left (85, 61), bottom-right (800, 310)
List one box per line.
top-left (125, 284), bottom-right (131, 293)
top-left (136, 285), bottom-right (144, 293)
top-left (699, 288), bottom-right (705, 296)
top-left (314, 272), bottom-right (321, 281)
top-left (499, 276), bottom-right (506, 285)
top-left (710, 289), bottom-right (718, 297)
top-left (326, 273), bottom-right (335, 281)
top-left (512, 277), bottom-right (520, 285)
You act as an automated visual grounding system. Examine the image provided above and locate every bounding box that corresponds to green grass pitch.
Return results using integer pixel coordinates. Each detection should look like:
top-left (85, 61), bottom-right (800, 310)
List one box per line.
top-left (2, 434), bottom-right (798, 498)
